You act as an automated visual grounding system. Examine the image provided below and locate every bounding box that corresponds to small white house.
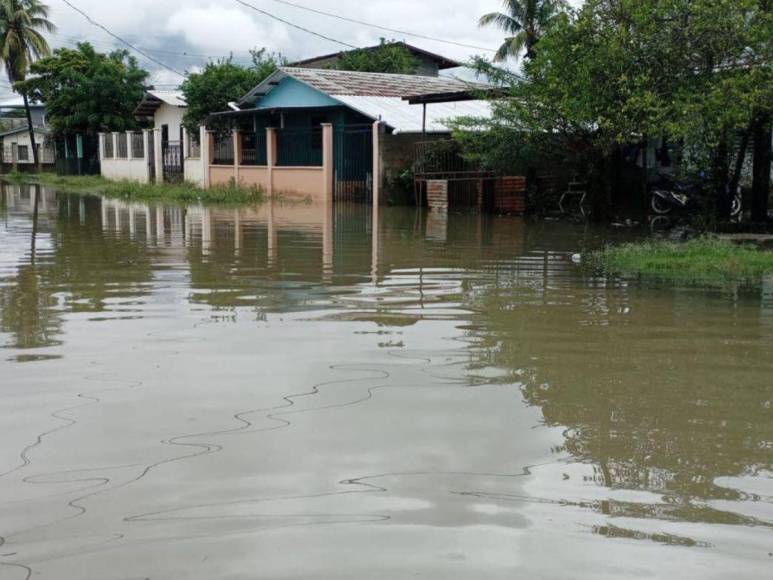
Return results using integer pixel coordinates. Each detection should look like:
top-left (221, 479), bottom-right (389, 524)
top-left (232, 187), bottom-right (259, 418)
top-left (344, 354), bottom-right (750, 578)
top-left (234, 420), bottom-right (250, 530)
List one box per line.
top-left (134, 90), bottom-right (187, 144)
top-left (0, 125), bottom-right (54, 167)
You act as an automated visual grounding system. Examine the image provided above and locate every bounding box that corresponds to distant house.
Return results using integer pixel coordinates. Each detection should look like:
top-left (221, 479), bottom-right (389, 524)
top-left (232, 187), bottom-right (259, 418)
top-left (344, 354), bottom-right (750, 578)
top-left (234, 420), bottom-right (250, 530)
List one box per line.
top-left (0, 98), bottom-right (55, 170)
top-left (133, 90), bottom-right (187, 146)
top-left (290, 42), bottom-right (461, 77)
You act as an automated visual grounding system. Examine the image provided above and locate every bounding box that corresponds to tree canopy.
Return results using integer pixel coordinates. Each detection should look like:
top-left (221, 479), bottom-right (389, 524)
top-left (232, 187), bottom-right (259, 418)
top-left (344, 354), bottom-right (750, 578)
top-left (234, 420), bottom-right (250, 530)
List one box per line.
top-left (479, 0), bottom-right (568, 61)
top-left (17, 42), bottom-right (149, 135)
top-left (335, 40), bottom-right (418, 74)
top-left (181, 48), bottom-right (285, 130)
top-left (454, 0), bottom-right (773, 215)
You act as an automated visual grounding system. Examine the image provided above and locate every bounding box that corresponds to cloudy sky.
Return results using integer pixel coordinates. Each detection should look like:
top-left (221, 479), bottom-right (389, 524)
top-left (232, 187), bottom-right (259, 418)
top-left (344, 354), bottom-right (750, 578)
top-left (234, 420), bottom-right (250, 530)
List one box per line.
top-left (1, 0), bottom-right (583, 98)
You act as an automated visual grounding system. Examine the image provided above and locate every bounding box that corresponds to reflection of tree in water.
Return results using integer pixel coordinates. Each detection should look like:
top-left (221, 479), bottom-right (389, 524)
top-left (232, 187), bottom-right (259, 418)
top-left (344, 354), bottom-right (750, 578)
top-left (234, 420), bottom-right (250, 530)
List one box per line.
top-left (1, 191), bottom-right (153, 351)
top-left (474, 280), bottom-right (773, 527)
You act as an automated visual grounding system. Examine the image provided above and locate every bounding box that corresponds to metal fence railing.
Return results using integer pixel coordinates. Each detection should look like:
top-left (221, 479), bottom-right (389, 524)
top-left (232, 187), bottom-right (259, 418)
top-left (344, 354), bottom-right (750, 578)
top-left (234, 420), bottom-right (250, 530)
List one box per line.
top-left (116, 133), bottom-right (128, 159)
top-left (276, 127), bottom-right (323, 167)
top-left (131, 132), bottom-right (145, 158)
top-left (103, 136), bottom-right (114, 159)
top-left (212, 135), bottom-right (234, 165)
top-left (240, 132), bottom-right (267, 166)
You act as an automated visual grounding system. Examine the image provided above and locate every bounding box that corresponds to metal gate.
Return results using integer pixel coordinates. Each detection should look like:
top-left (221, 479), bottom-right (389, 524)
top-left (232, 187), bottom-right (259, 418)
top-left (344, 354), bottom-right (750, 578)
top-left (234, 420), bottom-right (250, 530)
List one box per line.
top-left (162, 141), bottom-right (183, 183)
top-left (334, 124), bottom-right (373, 203)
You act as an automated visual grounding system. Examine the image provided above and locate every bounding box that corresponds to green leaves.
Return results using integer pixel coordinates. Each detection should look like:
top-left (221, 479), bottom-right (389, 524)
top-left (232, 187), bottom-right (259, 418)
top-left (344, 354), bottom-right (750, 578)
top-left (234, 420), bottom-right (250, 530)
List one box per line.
top-left (17, 42), bottom-right (149, 135)
top-left (335, 40), bottom-right (418, 74)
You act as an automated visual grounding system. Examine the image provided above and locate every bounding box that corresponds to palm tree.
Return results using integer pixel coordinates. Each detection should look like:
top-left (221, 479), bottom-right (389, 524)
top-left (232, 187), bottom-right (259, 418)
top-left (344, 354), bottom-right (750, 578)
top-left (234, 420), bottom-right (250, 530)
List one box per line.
top-left (0, 0), bottom-right (55, 166)
top-left (479, 0), bottom-right (567, 62)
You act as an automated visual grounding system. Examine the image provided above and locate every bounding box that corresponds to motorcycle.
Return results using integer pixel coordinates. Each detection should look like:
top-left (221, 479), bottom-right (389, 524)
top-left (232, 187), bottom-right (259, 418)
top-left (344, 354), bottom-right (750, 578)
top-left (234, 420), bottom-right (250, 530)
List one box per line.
top-left (649, 176), bottom-right (741, 218)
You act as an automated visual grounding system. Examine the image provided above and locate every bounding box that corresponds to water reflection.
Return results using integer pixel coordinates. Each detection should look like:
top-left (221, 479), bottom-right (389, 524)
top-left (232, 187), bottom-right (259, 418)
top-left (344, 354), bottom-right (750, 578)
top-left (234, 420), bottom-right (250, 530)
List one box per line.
top-left (0, 182), bottom-right (771, 579)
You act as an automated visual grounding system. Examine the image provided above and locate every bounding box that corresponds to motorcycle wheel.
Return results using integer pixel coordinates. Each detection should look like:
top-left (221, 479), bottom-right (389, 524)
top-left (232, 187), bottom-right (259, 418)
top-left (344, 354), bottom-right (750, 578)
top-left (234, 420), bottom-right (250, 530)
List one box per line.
top-left (731, 195), bottom-right (742, 217)
top-left (651, 195), bottom-right (672, 215)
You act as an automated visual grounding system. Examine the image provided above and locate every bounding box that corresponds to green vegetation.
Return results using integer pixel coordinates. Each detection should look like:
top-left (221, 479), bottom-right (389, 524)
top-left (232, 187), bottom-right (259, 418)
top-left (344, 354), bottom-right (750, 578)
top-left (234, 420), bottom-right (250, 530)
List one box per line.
top-left (456, 0), bottom-right (772, 219)
top-left (182, 48), bottom-right (285, 131)
top-left (2, 173), bottom-right (265, 204)
top-left (592, 237), bottom-right (773, 283)
top-left (17, 42), bottom-right (149, 135)
top-left (335, 40), bottom-right (418, 74)
top-left (479, 0), bottom-right (568, 61)
top-left (0, 0), bottom-right (56, 165)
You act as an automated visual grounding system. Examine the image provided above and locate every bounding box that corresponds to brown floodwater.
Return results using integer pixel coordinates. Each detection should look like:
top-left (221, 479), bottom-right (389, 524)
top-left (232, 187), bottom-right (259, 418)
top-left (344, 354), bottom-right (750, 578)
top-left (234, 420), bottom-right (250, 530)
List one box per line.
top-left (1, 183), bottom-right (772, 579)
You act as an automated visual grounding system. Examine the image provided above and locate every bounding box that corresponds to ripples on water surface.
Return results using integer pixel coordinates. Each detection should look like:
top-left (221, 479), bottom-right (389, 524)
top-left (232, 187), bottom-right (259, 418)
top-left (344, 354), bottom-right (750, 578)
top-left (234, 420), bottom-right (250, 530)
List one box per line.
top-left (0, 184), bottom-right (772, 579)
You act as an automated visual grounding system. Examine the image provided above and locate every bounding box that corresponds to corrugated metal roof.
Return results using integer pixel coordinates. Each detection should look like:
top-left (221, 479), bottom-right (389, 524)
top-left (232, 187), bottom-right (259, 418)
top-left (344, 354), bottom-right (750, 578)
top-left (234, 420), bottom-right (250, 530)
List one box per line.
top-left (147, 90), bottom-right (186, 107)
top-left (333, 96), bottom-right (492, 134)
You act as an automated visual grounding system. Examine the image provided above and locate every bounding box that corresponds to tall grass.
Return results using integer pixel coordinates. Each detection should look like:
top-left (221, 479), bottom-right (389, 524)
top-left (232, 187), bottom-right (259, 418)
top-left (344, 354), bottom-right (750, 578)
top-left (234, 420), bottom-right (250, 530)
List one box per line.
top-left (2, 173), bottom-right (265, 205)
top-left (592, 236), bottom-right (773, 283)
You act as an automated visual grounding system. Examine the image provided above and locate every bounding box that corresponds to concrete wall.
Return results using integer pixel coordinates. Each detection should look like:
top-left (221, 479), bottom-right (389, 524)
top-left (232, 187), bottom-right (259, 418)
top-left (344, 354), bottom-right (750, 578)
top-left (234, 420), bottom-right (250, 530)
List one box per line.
top-left (272, 167), bottom-right (325, 198)
top-left (155, 103), bottom-right (185, 141)
top-left (1, 129), bottom-right (55, 165)
top-left (99, 132), bottom-right (151, 183)
top-left (183, 127), bottom-right (206, 187)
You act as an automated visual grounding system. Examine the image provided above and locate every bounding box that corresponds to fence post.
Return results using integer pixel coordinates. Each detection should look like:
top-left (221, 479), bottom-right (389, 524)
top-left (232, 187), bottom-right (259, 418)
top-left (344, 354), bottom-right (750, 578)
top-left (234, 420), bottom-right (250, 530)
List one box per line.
top-left (98, 133), bottom-right (105, 162)
top-left (125, 131), bottom-right (133, 160)
top-left (142, 130), bottom-right (152, 183)
top-left (112, 132), bottom-right (119, 160)
top-left (266, 127), bottom-right (276, 197)
top-left (182, 127), bottom-right (189, 160)
top-left (322, 123), bottom-right (334, 203)
top-left (201, 127), bottom-right (210, 189)
top-left (372, 121), bottom-right (381, 207)
top-left (153, 129), bottom-right (163, 184)
top-left (233, 128), bottom-right (240, 185)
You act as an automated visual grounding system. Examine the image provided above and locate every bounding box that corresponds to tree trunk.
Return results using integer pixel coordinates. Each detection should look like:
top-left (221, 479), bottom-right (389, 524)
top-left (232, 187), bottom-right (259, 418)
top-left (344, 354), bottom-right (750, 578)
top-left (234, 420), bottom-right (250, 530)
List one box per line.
top-left (713, 138), bottom-right (732, 220)
top-left (751, 113), bottom-right (771, 222)
top-left (22, 91), bottom-right (39, 167)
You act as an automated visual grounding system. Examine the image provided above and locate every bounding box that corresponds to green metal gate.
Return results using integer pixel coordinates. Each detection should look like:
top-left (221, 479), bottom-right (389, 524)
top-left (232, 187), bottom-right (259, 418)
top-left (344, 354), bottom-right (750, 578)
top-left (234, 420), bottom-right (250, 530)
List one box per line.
top-left (334, 124), bottom-right (373, 203)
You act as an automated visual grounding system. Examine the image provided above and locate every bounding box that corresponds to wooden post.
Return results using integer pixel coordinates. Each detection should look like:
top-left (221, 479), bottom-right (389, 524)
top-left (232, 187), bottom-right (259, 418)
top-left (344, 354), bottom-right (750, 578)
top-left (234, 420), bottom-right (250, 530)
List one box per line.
top-left (372, 121), bottom-right (381, 208)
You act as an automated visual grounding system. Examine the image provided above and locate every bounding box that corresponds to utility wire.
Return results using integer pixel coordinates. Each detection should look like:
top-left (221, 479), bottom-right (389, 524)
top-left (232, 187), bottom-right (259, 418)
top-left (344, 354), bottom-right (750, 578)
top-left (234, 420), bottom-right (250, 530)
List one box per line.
top-left (57, 0), bottom-right (186, 77)
top-left (262, 0), bottom-right (497, 53)
top-left (233, 0), bottom-right (357, 49)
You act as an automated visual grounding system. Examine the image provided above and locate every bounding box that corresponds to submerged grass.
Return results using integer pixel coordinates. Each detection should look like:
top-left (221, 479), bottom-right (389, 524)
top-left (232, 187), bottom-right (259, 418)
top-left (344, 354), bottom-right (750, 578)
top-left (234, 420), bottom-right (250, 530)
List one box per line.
top-left (1, 172), bottom-right (265, 205)
top-left (592, 236), bottom-right (773, 283)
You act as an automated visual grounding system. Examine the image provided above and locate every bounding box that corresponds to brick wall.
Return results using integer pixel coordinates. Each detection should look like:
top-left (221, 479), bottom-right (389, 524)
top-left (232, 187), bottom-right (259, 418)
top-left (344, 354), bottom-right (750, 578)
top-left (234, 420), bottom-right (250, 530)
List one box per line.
top-left (427, 180), bottom-right (449, 212)
top-left (493, 176), bottom-right (526, 214)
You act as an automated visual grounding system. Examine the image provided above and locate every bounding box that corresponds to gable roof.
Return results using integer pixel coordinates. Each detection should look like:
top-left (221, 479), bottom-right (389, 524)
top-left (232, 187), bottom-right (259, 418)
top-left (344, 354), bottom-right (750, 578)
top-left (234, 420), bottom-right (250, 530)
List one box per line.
top-left (134, 90), bottom-right (186, 117)
top-left (242, 67), bottom-right (488, 104)
top-left (290, 42), bottom-right (461, 70)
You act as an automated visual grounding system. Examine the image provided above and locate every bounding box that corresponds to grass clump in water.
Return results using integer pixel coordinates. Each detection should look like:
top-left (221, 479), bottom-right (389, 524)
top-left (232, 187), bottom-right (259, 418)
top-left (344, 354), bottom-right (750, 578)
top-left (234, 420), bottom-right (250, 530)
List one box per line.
top-left (592, 236), bottom-right (773, 283)
top-left (3, 173), bottom-right (264, 204)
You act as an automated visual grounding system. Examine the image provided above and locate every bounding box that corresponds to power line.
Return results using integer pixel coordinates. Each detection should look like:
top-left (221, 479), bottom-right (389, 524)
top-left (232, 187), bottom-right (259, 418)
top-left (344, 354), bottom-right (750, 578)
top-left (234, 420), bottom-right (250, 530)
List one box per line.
top-left (262, 0), bottom-right (497, 53)
top-left (57, 0), bottom-right (186, 77)
top-left (233, 0), bottom-right (357, 49)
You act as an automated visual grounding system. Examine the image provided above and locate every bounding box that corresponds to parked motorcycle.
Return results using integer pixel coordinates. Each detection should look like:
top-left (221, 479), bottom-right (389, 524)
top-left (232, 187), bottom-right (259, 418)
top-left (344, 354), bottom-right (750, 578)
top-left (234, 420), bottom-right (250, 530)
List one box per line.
top-left (649, 176), bottom-right (741, 217)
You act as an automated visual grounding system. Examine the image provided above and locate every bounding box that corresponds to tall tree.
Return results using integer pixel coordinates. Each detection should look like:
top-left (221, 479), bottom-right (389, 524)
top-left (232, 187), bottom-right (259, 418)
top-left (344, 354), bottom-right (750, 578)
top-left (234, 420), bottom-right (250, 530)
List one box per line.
top-left (182, 48), bottom-right (285, 130)
top-left (0, 0), bottom-right (55, 166)
top-left (479, 0), bottom-right (568, 61)
top-left (17, 43), bottom-right (148, 135)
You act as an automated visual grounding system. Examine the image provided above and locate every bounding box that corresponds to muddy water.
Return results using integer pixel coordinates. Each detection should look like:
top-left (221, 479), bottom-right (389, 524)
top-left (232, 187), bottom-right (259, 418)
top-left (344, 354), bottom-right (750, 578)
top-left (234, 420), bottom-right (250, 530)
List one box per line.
top-left (1, 183), bottom-right (771, 580)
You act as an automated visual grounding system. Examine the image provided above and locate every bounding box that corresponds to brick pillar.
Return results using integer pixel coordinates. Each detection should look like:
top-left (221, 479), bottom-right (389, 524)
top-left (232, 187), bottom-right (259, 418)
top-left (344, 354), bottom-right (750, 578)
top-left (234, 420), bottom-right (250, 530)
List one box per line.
top-left (266, 127), bottom-right (276, 197)
top-left (322, 123), bottom-right (333, 203)
top-left (142, 130), bottom-right (152, 183)
top-left (494, 176), bottom-right (527, 214)
top-left (426, 179), bottom-right (449, 212)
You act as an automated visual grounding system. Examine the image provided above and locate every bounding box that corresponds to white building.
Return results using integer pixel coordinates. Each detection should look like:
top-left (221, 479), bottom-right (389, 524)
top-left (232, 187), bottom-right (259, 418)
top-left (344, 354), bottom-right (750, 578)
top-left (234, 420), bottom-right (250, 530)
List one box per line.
top-left (134, 90), bottom-right (187, 145)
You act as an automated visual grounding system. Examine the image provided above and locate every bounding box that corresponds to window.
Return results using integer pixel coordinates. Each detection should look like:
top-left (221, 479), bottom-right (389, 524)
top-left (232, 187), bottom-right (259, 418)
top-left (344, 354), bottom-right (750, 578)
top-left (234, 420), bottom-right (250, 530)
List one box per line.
top-left (17, 145), bottom-right (29, 161)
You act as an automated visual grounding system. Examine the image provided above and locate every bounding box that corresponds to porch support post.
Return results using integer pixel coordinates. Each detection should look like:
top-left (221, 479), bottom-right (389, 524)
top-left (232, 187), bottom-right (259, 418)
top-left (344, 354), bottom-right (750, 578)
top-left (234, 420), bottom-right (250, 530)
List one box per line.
top-left (266, 127), bottom-right (276, 197)
top-left (153, 129), bottom-right (163, 184)
top-left (233, 129), bottom-right (240, 185)
top-left (372, 121), bottom-right (381, 207)
top-left (201, 126), bottom-right (210, 188)
top-left (322, 123), bottom-right (334, 203)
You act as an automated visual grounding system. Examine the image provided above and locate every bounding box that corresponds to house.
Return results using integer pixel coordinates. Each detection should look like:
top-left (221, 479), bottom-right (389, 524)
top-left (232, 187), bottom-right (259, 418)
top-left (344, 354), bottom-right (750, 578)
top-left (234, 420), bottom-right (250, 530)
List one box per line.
top-left (133, 90), bottom-right (187, 146)
top-left (198, 66), bottom-right (493, 202)
top-left (290, 42), bottom-right (462, 77)
top-left (0, 98), bottom-right (55, 171)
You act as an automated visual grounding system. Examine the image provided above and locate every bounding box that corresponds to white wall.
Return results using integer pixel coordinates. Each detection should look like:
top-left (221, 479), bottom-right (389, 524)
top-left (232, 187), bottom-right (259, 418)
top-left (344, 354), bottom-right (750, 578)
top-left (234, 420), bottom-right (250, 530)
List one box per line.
top-left (99, 133), bottom-right (151, 184)
top-left (183, 127), bottom-right (207, 187)
top-left (155, 104), bottom-right (185, 142)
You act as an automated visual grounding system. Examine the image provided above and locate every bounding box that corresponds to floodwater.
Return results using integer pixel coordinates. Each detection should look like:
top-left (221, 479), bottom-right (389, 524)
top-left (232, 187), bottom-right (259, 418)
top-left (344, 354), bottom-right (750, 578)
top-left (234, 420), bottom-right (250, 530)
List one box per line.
top-left (1, 183), bottom-right (772, 580)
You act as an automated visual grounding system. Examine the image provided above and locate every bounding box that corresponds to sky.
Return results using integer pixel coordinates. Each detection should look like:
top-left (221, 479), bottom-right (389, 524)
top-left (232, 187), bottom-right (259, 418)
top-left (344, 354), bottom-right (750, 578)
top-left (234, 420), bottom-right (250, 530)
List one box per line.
top-left (0, 0), bottom-right (584, 99)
